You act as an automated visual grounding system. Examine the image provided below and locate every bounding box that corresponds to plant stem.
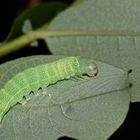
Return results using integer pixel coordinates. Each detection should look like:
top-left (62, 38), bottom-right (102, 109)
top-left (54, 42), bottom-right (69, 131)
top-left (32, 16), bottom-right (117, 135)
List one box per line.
top-left (1, 30), bottom-right (140, 57)
top-left (0, 31), bottom-right (38, 57)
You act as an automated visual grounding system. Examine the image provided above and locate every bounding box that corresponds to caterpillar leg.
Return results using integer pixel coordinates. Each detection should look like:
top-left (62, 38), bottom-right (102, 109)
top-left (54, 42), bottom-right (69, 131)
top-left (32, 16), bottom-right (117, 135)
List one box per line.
top-left (18, 93), bottom-right (32, 105)
top-left (18, 96), bottom-right (27, 105)
top-left (33, 87), bottom-right (44, 97)
top-left (70, 76), bottom-right (85, 82)
top-left (38, 87), bottom-right (48, 95)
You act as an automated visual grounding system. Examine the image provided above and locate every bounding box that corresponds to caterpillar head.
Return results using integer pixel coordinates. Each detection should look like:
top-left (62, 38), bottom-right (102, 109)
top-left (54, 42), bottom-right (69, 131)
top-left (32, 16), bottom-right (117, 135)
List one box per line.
top-left (78, 57), bottom-right (98, 77)
top-left (86, 60), bottom-right (98, 76)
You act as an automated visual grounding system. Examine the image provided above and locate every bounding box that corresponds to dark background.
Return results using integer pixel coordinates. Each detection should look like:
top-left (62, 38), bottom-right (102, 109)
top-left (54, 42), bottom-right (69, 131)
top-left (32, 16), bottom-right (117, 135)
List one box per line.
top-left (0, 0), bottom-right (140, 140)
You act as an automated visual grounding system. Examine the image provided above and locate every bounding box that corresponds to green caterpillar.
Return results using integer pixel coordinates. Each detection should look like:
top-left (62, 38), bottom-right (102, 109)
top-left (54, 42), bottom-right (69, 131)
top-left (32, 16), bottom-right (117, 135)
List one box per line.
top-left (0, 56), bottom-right (98, 122)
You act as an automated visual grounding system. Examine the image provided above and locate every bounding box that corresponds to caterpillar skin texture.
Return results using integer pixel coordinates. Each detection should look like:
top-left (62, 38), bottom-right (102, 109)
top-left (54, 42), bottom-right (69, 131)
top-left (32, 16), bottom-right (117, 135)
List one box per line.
top-left (0, 56), bottom-right (98, 122)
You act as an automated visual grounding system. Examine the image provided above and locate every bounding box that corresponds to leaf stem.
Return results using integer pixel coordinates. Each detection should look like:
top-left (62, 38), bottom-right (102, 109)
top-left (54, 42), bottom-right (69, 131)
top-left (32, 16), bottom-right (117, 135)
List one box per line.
top-left (0, 31), bottom-right (38, 57)
top-left (1, 30), bottom-right (140, 57)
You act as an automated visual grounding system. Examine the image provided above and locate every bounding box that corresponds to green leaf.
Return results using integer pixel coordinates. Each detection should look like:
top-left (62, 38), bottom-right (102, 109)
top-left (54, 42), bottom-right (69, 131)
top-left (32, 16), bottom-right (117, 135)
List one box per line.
top-left (47, 0), bottom-right (140, 102)
top-left (0, 55), bottom-right (129, 140)
top-left (6, 2), bottom-right (69, 41)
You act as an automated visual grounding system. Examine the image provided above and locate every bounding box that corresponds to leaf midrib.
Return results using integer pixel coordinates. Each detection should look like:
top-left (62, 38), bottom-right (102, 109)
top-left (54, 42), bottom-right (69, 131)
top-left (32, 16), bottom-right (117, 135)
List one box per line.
top-left (41, 30), bottom-right (140, 37)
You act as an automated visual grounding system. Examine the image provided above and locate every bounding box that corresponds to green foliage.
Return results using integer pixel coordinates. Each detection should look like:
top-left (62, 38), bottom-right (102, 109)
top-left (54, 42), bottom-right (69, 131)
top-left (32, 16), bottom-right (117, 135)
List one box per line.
top-left (0, 55), bottom-right (129, 140)
top-left (0, 0), bottom-right (139, 139)
top-left (6, 2), bottom-right (69, 41)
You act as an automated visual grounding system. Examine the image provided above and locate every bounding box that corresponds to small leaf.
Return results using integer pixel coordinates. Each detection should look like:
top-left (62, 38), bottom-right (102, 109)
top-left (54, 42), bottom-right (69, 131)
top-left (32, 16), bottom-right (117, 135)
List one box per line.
top-left (6, 2), bottom-right (69, 41)
top-left (0, 55), bottom-right (130, 140)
